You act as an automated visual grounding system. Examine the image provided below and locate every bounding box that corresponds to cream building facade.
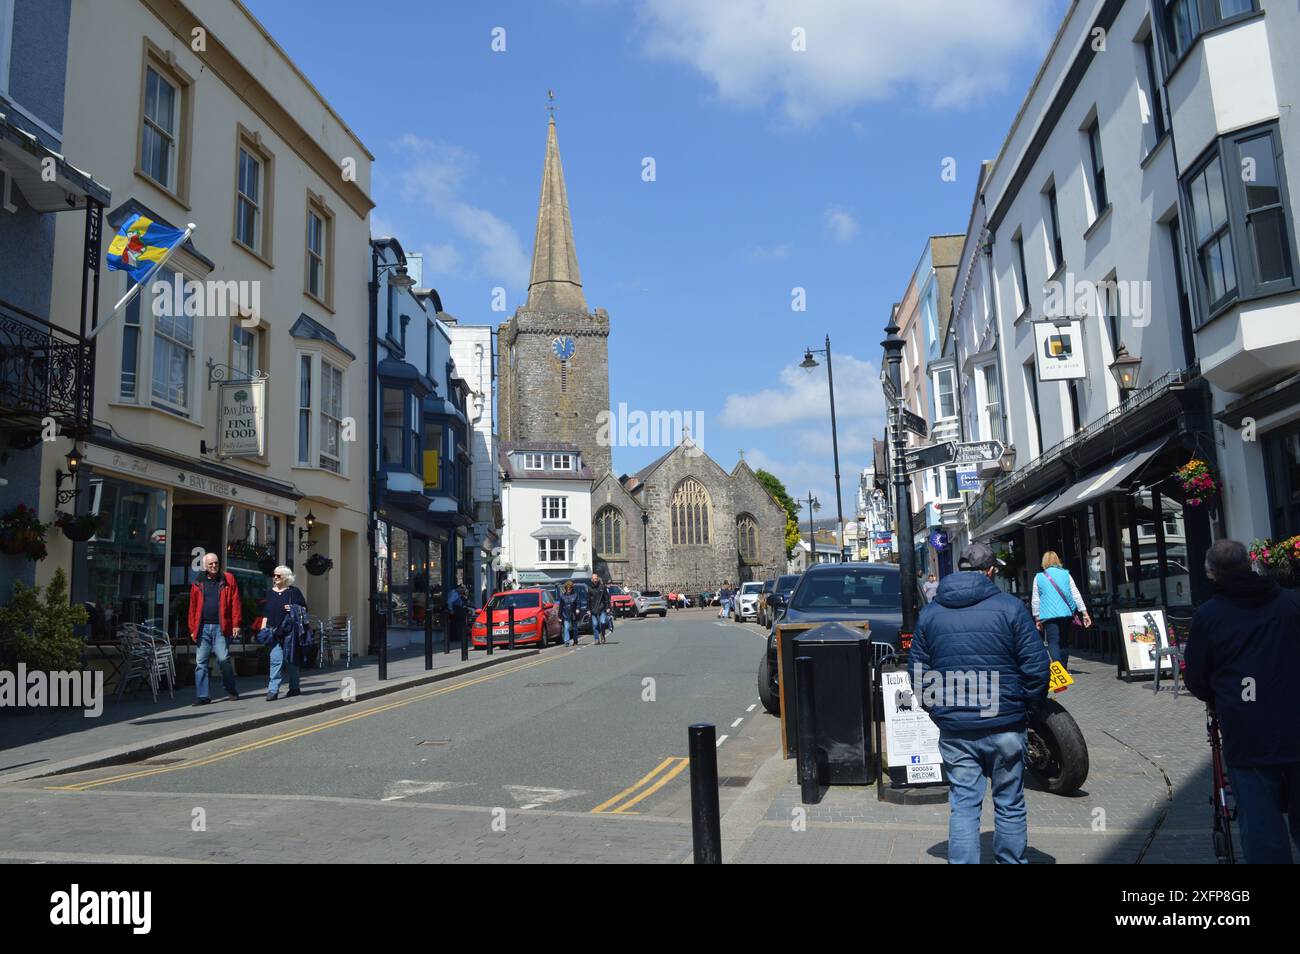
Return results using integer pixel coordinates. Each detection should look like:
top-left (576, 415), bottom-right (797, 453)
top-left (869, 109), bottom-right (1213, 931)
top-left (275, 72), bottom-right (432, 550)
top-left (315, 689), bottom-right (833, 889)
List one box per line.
top-left (44, 0), bottom-right (374, 645)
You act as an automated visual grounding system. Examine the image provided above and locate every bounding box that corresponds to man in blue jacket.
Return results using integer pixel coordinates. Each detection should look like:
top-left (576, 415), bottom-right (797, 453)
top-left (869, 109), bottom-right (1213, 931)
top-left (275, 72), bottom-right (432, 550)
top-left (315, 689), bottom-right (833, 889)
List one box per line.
top-left (1185, 539), bottom-right (1300, 864)
top-left (911, 542), bottom-right (1050, 864)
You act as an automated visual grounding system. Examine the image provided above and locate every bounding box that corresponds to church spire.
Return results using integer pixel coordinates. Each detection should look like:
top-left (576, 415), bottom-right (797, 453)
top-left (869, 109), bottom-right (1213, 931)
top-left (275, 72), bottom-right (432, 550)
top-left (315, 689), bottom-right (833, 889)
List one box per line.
top-left (526, 111), bottom-right (587, 313)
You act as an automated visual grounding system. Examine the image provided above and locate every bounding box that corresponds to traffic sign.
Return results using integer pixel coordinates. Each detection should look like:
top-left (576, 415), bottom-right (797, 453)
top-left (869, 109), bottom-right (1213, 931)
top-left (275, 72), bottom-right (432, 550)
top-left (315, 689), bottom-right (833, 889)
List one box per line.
top-left (951, 440), bottom-right (1006, 465)
top-left (899, 408), bottom-right (928, 438)
top-left (903, 441), bottom-right (955, 473)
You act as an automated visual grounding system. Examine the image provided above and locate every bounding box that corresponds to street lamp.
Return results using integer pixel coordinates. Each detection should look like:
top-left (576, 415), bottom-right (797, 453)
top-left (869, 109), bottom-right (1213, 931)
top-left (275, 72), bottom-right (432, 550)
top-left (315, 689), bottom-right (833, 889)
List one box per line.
top-left (881, 315), bottom-right (919, 635)
top-left (641, 510), bottom-right (650, 591)
top-left (1109, 344), bottom-right (1142, 396)
top-left (55, 445), bottom-right (84, 505)
top-left (998, 443), bottom-right (1018, 474)
top-left (800, 335), bottom-right (846, 561)
top-left (802, 493), bottom-right (820, 566)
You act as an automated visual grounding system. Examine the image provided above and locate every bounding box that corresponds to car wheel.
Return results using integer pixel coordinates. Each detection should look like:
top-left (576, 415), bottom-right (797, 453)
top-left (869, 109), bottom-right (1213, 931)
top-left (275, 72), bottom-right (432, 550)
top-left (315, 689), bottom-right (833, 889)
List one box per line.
top-left (758, 655), bottom-right (779, 715)
top-left (659, 610), bottom-right (667, 618)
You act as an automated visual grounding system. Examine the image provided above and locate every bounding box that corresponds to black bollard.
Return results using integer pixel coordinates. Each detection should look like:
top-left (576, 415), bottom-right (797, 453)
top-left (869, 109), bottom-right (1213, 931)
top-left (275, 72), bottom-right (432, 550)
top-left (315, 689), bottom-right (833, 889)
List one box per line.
top-left (508, 604), bottom-right (516, 651)
top-left (688, 722), bottom-right (722, 864)
top-left (460, 608), bottom-right (469, 661)
top-left (486, 605), bottom-right (494, 656)
top-left (424, 608), bottom-right (433, 670)
top-left (795, 655), bottom-right (821, 805)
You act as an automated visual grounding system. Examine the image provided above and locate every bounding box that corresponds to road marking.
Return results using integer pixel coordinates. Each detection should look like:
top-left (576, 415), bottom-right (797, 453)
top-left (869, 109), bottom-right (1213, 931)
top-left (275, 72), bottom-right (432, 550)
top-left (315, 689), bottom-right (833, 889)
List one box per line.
top-left (381, 780), bottom-right (459, 802)
top-left (730, 718), bottom-right (743, 728)
top-left (746, 704), bottom-right (757, 713)
top-left (503, 785), bottom-right (585, 810)
top-left (590, 756), bottom-right (688, 814)
top-left (715, 735), bottom-right (729, 747)
top-left (48, 655), bottom-right (561, 792)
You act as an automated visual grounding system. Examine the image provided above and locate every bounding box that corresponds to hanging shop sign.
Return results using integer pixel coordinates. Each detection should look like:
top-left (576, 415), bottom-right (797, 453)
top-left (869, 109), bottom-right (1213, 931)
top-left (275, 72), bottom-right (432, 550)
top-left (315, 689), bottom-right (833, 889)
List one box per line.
top-left (956, 465), bottom-right (982, 491)
top-left (1033, 319), bottom-right (1086, 381)
top-left (217, 379), bottom-right (267, 457)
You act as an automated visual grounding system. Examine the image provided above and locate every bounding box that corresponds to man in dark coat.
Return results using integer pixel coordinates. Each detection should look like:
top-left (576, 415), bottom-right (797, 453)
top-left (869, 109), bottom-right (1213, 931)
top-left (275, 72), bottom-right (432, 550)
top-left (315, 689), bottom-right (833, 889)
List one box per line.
top-left (588, 573), bottom-right (611, 644)
top-left (910, 542), bottom-right (1050, 864)
top-left (1185, 538), bottom-right (1300, 863)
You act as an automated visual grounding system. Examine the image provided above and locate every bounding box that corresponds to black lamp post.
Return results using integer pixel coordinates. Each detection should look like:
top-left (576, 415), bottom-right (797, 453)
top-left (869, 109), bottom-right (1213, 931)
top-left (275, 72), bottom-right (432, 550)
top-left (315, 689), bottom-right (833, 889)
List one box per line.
top-left (882, 316), bottom-right (918, 635)
top-left (801, 336), bottom-right (846, 561)
top-left (641, 510), bottom-right (650, 591)
top-left (803, 493), bottom-right (819, 566)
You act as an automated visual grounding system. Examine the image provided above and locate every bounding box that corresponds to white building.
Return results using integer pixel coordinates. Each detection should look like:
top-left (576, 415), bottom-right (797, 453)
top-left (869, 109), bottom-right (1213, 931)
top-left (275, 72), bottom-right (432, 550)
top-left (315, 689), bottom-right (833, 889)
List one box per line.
top-left (957, 0), bottom-right (1300, 607)
top-left (49, 0), bottom-right (373, 642)
top-left (499, 442), bottom-right (593, 587)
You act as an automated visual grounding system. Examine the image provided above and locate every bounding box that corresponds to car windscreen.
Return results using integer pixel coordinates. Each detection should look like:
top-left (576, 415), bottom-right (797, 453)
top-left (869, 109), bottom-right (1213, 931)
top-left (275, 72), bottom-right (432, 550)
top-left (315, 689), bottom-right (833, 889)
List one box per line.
top-left (790, 568), bottom-right (901, 612)
top-left (641, 590), bottom-right (661, 597)
top-left (740, 583), bottom-right (763, 594)
top-left (777, 575), bottom-right (800, 591)
top-left (488, 593), bottom-right (540, 611)
top-left (607, 586), bottom-right (624, 596)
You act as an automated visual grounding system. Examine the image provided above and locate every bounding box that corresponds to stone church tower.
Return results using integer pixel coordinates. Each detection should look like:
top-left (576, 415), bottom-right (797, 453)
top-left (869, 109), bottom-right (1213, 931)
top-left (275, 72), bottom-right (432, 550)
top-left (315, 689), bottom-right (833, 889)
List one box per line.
top-left (498, 116), bottom-right (612, 478)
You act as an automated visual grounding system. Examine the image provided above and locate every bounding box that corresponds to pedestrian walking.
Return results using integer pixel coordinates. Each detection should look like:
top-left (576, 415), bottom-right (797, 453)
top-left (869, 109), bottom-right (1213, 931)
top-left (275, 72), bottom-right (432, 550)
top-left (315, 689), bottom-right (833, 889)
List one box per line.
top-left (187, 552), bottom-right (242, 705)
top-left (1185, 539), bottom-right (1300, 864)
top-left (922, 574), bottom-right (939, 603)
top-left (260, 565), bottom-right (307, 701)
top-left (588, 573), bottom-right (611, 644)
top-left (447, 583), bottom-right (468, 650)
top-left (557, 580), bottom-right (581, 646)
top-left (911, 542), bottom-right (1051, 864)
top-left (1031, 551), bottom-right (1092, 671)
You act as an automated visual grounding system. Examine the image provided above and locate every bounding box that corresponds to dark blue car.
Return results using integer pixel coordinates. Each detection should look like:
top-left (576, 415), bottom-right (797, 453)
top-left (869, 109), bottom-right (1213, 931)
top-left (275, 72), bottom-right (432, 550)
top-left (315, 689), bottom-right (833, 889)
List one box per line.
top-left (758, 562), bottom-right (903, 714)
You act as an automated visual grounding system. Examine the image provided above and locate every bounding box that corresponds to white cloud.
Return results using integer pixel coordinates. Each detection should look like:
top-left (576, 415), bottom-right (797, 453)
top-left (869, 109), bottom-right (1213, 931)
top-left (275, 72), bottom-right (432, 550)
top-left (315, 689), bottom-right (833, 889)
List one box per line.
top-left (822, 206), bottom-right (858, 243)
top-left (636, 0), bottom-right (1060, 122)
top-left (750, 242), bottom-right (793, 261)
top-left (379, 136), bottom-right (530, 290)
top-left (720, 352), bottom-right (885, 429)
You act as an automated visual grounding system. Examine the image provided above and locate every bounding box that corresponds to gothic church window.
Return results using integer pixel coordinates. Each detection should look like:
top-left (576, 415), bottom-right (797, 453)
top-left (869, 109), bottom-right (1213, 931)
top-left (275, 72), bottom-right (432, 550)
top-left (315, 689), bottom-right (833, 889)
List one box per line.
top-left (595, 507), bottom-right (624, 558)
top-left (737, 514), bottom-right (759, 564)
top-left (670, 477), bottom-right (711, 546)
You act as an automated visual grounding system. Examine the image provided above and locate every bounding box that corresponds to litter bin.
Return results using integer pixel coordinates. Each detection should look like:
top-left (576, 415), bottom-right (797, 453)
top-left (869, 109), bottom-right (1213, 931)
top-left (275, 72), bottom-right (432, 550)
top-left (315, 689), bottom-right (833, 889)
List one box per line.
top-left (789, 622), bottom-right (876, 784)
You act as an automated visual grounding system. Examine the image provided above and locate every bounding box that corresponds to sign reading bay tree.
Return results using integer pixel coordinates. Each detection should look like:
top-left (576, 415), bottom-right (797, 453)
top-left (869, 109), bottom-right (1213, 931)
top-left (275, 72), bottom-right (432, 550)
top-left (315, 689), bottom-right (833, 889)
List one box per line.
top-left (217, 379), bottom-right (266, 457)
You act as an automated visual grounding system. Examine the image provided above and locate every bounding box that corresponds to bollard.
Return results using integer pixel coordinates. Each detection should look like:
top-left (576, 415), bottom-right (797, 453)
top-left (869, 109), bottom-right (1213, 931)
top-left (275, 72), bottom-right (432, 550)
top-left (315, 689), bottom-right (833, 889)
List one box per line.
top-left (486, 606), bottom-right (494, 656)
top-left (508, 604), bottom-right (516, 651)
top-left (795, 655), bottom-right (821, 805)
top-left (688, 722), bottom-right (722, 864)
top-left (424, 609), bottom-right (433, 670)
top-left (461, 609), bottom-right (469, 661)
top-left (443, 605), bottom-right (451, 655)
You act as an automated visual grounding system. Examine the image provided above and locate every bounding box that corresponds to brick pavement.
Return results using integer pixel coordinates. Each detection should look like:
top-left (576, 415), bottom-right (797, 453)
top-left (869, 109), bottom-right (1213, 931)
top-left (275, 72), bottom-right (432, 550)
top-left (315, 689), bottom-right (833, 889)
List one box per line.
top-left (728, 651), bottom-right (1217, 864)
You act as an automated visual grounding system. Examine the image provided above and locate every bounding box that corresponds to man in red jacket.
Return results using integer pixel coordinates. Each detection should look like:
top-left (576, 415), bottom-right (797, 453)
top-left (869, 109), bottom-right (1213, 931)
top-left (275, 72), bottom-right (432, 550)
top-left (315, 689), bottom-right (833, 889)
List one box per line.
top-left (188, 552), bottom-right (242, 705)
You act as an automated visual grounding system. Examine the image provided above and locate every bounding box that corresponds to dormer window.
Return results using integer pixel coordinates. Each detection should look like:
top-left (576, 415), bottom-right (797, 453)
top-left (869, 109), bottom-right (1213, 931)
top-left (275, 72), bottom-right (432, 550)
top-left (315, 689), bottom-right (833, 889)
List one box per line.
top-left (523, 453), bottom-right (545, 470)
top-left (552, 453), bottom-right (572, 471)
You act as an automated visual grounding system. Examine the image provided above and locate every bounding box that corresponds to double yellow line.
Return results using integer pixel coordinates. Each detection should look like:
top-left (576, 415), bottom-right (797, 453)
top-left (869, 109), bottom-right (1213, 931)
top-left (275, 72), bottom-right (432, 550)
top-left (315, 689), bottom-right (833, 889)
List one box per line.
top-left (49, 655), bottom-right (558, 793)
top-left (590, 756), bottom-right (689, 814)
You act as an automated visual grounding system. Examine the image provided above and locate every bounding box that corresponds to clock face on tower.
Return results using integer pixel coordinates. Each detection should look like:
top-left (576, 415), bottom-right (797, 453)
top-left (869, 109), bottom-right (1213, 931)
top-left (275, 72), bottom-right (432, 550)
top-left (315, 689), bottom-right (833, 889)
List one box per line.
top-left (552, 336), bottom-right (576, 361)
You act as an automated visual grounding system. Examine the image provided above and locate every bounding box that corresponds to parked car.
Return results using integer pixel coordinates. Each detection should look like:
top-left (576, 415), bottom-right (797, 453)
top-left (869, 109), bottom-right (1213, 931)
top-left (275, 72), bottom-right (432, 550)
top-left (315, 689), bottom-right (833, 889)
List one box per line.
top-left (608, 584), bottom-right (637, 618)
top-left (756, 579), bottom-right (775, 627)
top-left (758, 563), bottom-right (903, 714)
top-left (732, 581), bottom-right (765, 622)
top-left (635, 590), bottom-right (668, 617)
top-left (471, 588), bottom-right (562, 648)
top-left (759, 573), bottom-right (802, 629)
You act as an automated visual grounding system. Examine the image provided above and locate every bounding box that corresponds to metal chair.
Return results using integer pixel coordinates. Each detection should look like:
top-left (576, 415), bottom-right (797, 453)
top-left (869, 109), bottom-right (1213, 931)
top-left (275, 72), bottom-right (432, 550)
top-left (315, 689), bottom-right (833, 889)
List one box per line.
top-left (320, 616), bottom-right (352, 668)
top-left (114, 625), bottom-right (159, 702)
top-left (138, 623), bottom-right (178, 697)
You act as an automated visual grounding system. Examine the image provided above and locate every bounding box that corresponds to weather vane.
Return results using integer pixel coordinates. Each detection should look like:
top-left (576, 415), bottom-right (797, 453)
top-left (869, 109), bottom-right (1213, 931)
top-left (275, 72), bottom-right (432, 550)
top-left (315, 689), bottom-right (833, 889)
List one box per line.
top-left (547, 89), bottom-right (556, 119)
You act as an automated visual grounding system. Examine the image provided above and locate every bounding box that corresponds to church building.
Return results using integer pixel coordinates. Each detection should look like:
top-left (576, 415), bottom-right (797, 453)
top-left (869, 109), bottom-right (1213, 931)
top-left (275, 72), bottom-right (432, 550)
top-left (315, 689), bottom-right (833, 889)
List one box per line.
top-left (499, 115), bottom-right (786, 594)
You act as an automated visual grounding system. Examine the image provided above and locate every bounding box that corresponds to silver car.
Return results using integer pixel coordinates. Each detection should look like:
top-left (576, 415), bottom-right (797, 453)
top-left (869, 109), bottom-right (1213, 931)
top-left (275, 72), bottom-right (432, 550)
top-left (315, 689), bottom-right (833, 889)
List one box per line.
top-left (635, 589), bottom-right (668, 617)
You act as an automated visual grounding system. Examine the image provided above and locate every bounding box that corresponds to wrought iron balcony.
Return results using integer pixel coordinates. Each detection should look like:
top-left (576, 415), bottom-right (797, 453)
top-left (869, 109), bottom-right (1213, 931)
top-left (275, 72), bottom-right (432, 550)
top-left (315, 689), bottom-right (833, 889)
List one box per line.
top-left (0, 298), bottom-right (93, 433)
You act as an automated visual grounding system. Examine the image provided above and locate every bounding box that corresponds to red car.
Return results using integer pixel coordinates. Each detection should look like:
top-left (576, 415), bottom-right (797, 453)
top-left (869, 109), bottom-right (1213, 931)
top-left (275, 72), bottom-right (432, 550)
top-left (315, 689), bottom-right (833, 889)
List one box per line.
top-left (608, 584), bottom-right (636, 618)
top-left (471, 589), bottom-right (562, 648)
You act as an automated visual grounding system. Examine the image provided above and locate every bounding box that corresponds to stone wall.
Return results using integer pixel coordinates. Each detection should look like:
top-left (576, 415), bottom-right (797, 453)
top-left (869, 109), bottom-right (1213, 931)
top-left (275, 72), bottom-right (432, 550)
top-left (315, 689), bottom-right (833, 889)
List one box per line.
top-left (591, 473), bottom-right (646, 589)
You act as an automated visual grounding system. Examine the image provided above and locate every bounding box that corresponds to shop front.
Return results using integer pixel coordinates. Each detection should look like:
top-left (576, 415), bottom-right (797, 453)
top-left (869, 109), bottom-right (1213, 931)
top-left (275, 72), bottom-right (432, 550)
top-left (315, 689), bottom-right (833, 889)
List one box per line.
top-left (75, 440), bottom-right (300, 643)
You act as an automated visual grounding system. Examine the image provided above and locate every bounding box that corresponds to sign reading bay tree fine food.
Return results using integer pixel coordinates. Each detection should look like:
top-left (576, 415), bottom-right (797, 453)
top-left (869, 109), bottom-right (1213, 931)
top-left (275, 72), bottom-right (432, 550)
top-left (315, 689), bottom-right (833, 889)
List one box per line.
top-left (880, 668), bottom-right (942, 775)
top-left (217, 379), bottom-right (266, 457)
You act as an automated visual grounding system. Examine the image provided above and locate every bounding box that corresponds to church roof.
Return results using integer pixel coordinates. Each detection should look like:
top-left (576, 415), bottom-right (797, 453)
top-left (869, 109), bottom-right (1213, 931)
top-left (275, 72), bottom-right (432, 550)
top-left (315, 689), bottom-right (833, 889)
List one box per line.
top-left (525, 116), bottom-right (587, 314)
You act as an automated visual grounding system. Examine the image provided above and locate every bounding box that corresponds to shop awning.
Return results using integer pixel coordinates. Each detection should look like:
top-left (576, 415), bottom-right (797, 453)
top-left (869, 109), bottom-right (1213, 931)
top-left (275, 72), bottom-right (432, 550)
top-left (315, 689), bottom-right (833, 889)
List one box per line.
top-left (976, 492), bottom-right (1061, 539)
top-left (1031, 438), bottom-right (1167, 523)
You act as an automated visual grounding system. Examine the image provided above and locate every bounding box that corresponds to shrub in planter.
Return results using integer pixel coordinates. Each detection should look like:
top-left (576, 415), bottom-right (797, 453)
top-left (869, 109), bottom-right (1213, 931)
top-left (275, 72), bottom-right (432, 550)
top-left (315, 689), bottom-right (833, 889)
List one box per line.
top-left (0, 568), bottom-right (88, 672)
top-left (54, 511), bottom-right (104, 543)
top-left (0, 504), bottom-right (50, 560)
top-left (304, 553), bottom-right (333, 576)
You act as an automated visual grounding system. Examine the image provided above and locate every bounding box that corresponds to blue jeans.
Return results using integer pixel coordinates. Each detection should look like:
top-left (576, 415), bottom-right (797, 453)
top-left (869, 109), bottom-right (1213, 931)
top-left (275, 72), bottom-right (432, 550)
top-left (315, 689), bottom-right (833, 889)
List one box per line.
top-left (938, 728), bottom-right (1029, 864)
top-left (563, 618), bottom-right (575, 645)
top-left (1042, 617), bottom-right (1073, 671)
top-left (195, 624), bottom-right (237, 699)
top-left (267, 641), bottom-right (300, 696)
top-left (593, 611), bottom-right (611, 638)
top-left (1227, 762), bottom-right (1300, 863)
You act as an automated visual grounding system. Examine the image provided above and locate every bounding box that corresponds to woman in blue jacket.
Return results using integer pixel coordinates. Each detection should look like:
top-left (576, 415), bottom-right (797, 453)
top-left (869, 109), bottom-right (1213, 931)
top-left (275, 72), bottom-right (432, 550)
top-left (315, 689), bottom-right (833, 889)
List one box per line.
top-left (262, 565), bottom-right (307, 701)
top-left (1031, 551), bottom-right (1091, 671)
top-left (557, 580), bottom-right (582, 647)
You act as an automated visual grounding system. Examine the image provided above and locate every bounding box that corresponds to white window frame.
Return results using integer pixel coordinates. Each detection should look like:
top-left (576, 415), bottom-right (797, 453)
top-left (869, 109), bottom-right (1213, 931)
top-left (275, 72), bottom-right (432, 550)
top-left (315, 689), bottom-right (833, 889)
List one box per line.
top-left (118, 267), bottom-right (199, 419)
top-left (977, 361), bottom-right (1004, 443)
top-left (319, 359), bottom-right (344, 474)
top-left (297, 354), bottom-right (312, 466)
top-left (523, 453), bottom-right (545, 470)
top-left (141, 64), bottom-right (180, 190)
top-left (931, 366), bottom-right (957, 421)
top-left (541, 495), bottom-right (568, 521)
top-left (295, 350), bottom-right (349, 476)
top-left (551, 453), bottom-right (572, 470)
top-left (536, 538), bottom-right (572, 564)
top-left (235, 145), bottom-right (262, 252)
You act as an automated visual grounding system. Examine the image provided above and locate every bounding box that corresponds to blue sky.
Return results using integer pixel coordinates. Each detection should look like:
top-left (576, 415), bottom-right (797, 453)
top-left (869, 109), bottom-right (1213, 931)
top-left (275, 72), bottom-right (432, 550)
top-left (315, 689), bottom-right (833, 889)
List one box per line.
top-left (246, 0), bottom-right (1069, 511)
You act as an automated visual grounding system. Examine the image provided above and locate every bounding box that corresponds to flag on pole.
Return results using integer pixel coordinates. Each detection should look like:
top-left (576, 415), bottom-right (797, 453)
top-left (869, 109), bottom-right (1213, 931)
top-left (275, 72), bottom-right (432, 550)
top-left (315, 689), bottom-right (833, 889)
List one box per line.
top-left (106, 213), bottom-right (188, 282)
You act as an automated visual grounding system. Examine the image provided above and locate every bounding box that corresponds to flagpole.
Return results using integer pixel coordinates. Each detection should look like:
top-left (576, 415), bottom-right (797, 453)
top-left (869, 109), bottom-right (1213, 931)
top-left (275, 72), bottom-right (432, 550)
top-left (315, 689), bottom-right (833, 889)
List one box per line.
top-left (89, 222), bottom-right (197, 342)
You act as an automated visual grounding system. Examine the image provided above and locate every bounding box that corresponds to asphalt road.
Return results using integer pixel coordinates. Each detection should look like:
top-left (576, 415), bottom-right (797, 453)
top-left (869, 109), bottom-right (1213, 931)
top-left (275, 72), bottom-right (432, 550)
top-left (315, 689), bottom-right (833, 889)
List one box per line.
top-left (0, 610), bottom-right (781, 863)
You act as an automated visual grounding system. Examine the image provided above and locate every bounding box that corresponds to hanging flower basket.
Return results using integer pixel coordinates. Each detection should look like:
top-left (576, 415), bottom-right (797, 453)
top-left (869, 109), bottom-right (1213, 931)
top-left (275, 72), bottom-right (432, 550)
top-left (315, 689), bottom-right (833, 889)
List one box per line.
top-left (304, 553), bottom-right (333, 576)
top-left (0, 504), bottom-right (50, 560)
top-left (54, 511), bottom-right (104, 543)
top-left (1174, 458), bottom-right (1218, 508)
top-left (1251, 536), bottom-right (1300, 583)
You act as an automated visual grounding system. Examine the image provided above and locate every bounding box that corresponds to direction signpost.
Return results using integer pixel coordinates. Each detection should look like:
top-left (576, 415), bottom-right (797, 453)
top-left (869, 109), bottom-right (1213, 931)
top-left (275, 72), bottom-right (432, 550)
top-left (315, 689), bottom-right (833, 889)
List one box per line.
top-left (903, 441), bottom-right (955, 473)
top-left (950, 440), bottom-right (1005, 465)
top-left (899, 408), bottom-right (928, 439)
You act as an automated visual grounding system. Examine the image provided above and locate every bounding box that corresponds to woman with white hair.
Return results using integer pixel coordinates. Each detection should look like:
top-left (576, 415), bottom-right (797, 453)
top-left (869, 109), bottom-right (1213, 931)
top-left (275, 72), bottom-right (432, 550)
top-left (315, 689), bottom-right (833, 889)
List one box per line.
top-left (262, 565), bottom-right (307, 701)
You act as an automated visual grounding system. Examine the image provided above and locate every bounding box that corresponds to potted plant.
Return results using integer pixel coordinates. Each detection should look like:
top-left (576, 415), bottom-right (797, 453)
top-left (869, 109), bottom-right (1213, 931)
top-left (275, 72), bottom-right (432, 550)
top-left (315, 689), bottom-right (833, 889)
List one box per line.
top-left (0, 504), bottom-right (50, 560)
top-left (54, 511), bottom-right (103, 543)
top-left (304, 553), bottom-right (333, 576)
top-left (1174, 458), bottom-right (1218, 508)
top-left (1251, 536), bottom-right (1300, 583)
top-left (0, 568), bottom-right (87, 673)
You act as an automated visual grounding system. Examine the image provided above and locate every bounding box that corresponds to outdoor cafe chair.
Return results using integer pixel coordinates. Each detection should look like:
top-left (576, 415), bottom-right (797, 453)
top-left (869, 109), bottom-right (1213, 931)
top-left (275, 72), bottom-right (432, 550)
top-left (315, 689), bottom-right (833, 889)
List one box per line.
top-left (320, 616), bottom-right (352, 668)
